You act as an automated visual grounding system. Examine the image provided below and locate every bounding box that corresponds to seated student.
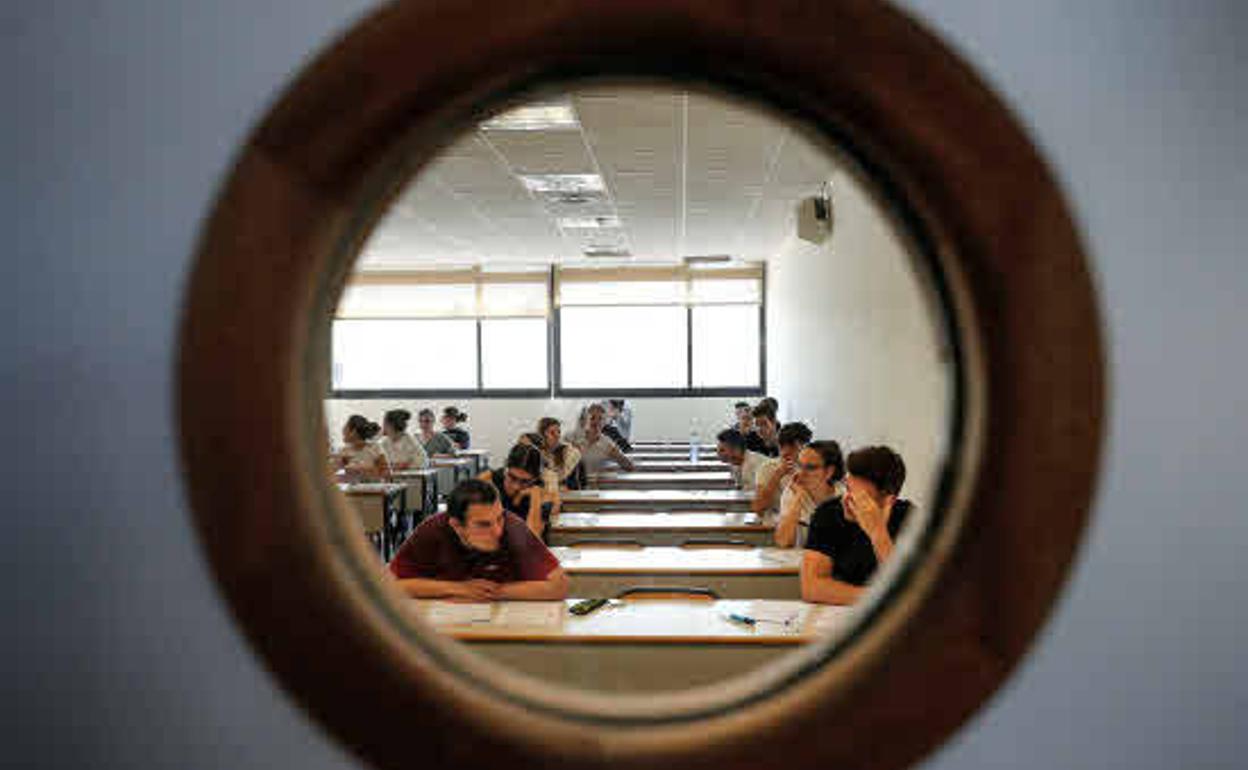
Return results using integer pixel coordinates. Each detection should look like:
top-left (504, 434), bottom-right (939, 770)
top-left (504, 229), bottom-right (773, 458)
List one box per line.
top-left (478, 443), bottom-right (556, 538)
top-left (752, 421), bottom-right (814, 516)
top-left (745, 403), bottom-right (780, 457)
top-left (801, 445), bottom-right (912, 605)
top-left (733, 401), bottom-right (754, 434)
top-left (387, 478), bottom-right (568, 601)
top-left (440, 406), bottom-right (471, 450)
top-left (416, 408), bottom-right (457, 456)
top-left (380, 409), bottom-right (430, 470)
top-left (573, 402), bottom-right (636, 476)
top-left (335, 415), bottom-right (392, 481)
top-left (536, 417), bottom-right (582, 490)
top-left (775, 440), bottom-right (844, 548)
top-left (759, 396), bottom-right (780, 417)
top-left (606, 399), bottom-right (633, 442)
top-left (716, 428), bottom-right (769, 493)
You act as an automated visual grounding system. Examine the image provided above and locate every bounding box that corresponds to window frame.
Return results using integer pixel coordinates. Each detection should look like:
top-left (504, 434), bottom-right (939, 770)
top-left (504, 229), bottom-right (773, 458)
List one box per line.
top-left (328, 265), bottom-right (767, 399)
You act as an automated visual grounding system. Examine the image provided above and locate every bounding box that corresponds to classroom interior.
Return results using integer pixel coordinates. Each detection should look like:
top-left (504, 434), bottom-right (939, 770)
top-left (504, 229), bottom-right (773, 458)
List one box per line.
top-left (324, 83), bottom-right (956, 693)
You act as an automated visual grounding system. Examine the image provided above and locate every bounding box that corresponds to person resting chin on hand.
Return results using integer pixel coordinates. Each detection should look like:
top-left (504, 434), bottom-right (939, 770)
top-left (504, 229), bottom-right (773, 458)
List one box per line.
top-left (800, 446), bottom-right (912, 605)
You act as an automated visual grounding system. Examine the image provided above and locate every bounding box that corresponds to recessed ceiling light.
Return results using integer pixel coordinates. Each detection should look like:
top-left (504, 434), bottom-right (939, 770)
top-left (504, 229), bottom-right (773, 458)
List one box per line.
top-left (481, 101), bottom-right (579, 131)
top-left (558, 215), bottom-right (622, 229)
top-left (519, 173), bottom-right (605, 193)
top-left (583, 246), bottom-right (631, 258)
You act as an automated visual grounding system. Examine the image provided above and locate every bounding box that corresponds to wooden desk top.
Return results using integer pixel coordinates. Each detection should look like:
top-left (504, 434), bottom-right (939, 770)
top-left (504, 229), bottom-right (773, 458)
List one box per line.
top-left (596, 471), bottom-right (734, 483)
top-left (552, 512), bottom-right (768, 532)
top-left (338, 482), bottom-right (405, 497)
top-left (563, 489), bottom-right (751, 505)
top-left (414, 598), bottom-right (848, 644)
top-left (430, 457), bottom-right (475, 467)
top-left (623, 459), bottom-right (731, 472)
top-left (552, 546), bottom-right (801, 574)
top-left (391, 468), bottom-right (438, 479)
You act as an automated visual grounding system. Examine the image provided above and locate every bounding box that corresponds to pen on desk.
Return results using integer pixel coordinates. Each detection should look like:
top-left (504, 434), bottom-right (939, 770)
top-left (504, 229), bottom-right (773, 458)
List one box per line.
top-left (727, 612), bottom-right (757, 626)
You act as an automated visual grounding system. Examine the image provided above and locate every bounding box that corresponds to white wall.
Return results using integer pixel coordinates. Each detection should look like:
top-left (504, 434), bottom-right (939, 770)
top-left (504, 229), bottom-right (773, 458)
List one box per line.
top-left (325, 396), bottom-right (737, 456)
top-left (765, 170), bottom-right (952, 512)
top-left (8, 2), bottom-right (1248, 770)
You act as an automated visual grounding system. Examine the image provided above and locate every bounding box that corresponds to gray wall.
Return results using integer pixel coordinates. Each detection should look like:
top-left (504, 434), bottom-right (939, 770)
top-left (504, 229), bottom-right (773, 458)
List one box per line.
top-left (6, 2), bottom-right (1246, 768)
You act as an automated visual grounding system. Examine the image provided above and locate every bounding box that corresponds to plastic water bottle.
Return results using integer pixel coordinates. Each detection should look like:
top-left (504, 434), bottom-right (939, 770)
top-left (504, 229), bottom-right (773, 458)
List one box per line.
top-left (689, 418), bottom-right (700, 463)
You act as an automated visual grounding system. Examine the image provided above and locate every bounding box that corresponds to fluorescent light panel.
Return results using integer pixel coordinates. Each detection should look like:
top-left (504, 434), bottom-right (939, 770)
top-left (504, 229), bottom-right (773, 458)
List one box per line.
top-left (519, 173), bottom-right (605, 193)
top-left (558, 215), bottom-right (622, 229)
top-left (481, 101), bottom-right (579, 131)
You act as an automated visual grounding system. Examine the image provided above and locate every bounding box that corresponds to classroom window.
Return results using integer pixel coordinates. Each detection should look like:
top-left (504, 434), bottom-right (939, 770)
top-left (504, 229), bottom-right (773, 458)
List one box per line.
top-left (559, 305), bottom-right (689, 389)
top-left (691, 304), bottom-right (761, 388)
top-left (332, 319), bottom-right (477, 390)
top-left (480, 318), bottom-right (548, 389)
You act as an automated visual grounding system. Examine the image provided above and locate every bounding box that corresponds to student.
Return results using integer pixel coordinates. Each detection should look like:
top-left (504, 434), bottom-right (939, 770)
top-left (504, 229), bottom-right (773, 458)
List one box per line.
top-left (733, 401), bottom-right (754, 434)
top-left (606, 399), bottom-right (633, 442)
top-left (745, 403), bottom-right (780, 457)
top-left (536, 417), bottom-right (582, 489)
top-left (416, 408), bottom-right (457, 456)
top-left (715, 428), bottom-right (769, 493)
top-left (478, 443), bottom-right (555, 538)
top-left (775, 440), bottom-right (844, 548)
top-left (387, 478), bottom-right (568, 601)
top-left (573, 402), bottom-right (635, 476)
top-left (379, 409), bottom-right (430, 470)
top-left (800, 446), bottom-right (912, 605)
top-left (752, 421), bottom-right (813, 516)
top-left (335, 415), bottom-right (392, 481)
top-left (759, 396), bottom-right (780, 417)
top-left (441, 406), bottom-right (471, 450)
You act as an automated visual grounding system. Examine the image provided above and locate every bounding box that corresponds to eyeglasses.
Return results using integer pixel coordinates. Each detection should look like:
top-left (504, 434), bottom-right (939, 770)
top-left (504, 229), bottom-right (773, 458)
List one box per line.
top-left (798, 462), bottom-right (824, 472)
top-left (506, 471), bottom-right (537, 488)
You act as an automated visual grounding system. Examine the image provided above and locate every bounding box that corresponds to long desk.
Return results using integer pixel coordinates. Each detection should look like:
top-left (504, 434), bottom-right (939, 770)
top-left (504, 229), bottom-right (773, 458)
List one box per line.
top-left (630, 441), bottom-right (718, 453)
top-left (623, 459), bottom-right (730, 473)
top-left (595, 470), bottom-right (735, 489)
top-left (628, 447), bottom-right (718, 459)
top-left (549, 512), bottom-right (773, 546)
top-left (552, 545), bottom-right (801, 599)
top-left (339, 482), bottom-right (406, 558)
top-left (430, 457), bottom-right (476, 498)
top-left (562, 489), bottom-right (752, 511)
top-left (454, 449), bottom-right (491, 475)
top-left (416, 598), bottom-right (849, 692)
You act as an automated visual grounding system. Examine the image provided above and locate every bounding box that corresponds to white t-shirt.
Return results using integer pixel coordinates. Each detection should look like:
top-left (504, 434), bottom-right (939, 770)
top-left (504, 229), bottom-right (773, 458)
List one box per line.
top-left (342, 442), bottom-right (386, 472)
top-left (755, 457), bottom-right (795, 515)
top-left (577, 434), bottom-right (624, 475)
top-left (734, 450), bottom-right (769, 492)
top-left (381, 432), bottom-right (429, 469)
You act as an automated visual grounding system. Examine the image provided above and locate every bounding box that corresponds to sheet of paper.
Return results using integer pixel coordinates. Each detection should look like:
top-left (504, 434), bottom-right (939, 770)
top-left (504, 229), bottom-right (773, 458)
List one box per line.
top-left (493, 602), bottom-right (564, 629)
top-left (426, 602), bottom-right (492, 626)
top-left (743, 601), bottom-right (803, 628)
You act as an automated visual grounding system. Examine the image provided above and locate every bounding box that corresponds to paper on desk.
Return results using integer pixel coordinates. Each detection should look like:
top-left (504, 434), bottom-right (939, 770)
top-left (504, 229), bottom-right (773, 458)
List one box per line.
top-left (426, 602), bottom-right (491, 626)
top-left (493, 602), bottom-right (564, 629)
top-left (743, 602), bottom-right (803, 627)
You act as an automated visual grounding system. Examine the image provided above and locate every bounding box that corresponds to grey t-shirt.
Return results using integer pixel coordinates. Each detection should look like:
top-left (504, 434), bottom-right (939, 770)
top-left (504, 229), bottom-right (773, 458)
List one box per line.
top-left (420, 431), bottom-right (456, 456)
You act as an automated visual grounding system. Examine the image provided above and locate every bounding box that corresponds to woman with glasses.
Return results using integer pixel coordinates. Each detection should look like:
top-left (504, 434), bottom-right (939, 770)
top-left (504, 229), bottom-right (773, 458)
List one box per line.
top-left (478, 443), bottom-right (554, 538)
top-left (774, 440), bottom-right (844, 548)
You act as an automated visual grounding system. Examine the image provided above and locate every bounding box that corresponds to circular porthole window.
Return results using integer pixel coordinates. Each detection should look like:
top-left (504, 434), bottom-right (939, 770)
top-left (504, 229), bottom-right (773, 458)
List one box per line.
top-left (178, 3), bottom-right (1104, 769)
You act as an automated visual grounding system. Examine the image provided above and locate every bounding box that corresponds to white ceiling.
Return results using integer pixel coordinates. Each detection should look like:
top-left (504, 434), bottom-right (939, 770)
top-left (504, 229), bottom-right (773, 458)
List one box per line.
top-left (357, 85), bottom-right (843, 270)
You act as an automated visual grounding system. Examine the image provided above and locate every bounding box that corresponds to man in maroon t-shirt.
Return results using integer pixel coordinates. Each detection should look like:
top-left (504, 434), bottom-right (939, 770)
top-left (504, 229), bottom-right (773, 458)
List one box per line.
top-left (388, 478), bottom-right (568, 601)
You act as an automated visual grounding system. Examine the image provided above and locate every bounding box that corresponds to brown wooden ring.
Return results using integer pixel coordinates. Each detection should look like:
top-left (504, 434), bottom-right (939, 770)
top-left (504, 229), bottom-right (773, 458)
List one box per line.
top-left (177, 2), bottom-right (1105, 770)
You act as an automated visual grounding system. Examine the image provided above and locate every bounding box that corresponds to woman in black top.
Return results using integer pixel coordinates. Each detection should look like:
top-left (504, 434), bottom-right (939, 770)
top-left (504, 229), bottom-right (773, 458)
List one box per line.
top-left (477, 443), bottom-right (550, 538)
top-left (441, 406), bottom-right (471, 449)
top-left (801, 446), bottom-right (912, 604)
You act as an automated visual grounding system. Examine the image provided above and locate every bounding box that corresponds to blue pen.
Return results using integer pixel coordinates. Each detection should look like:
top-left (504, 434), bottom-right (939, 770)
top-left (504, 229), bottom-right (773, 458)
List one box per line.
top-left (728, 612), bottom-right (757, 626)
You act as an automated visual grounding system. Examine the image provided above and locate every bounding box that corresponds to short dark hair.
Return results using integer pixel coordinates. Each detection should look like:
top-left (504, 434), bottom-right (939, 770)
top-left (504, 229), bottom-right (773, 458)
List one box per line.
top-left (716, 428), bottom-right (746, 450)
top-left (751, 403), bottom-right (777, 421)
top-left (418, 408), bottom-right (435, 420)
top-left (505, 442), bottom-right (543, 478)
top-left (760, 397), bottom-right (779, 412)
top-left (345, 414), bottom-right (380, 441)
top-left (383, 409), bottom-right (411, 432)
top-left (446, 478), bottom-right (498, 522)
top-left (777, 422), bottom-right (813, 447)
top-left (846, 446), bottom-right (906, 496)
top-left (442, 406), bottom-right (468, 423)
top-left (806, 440), bottom-right (845, 483)
top-left (734, 401), bottom-right (751, 411)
